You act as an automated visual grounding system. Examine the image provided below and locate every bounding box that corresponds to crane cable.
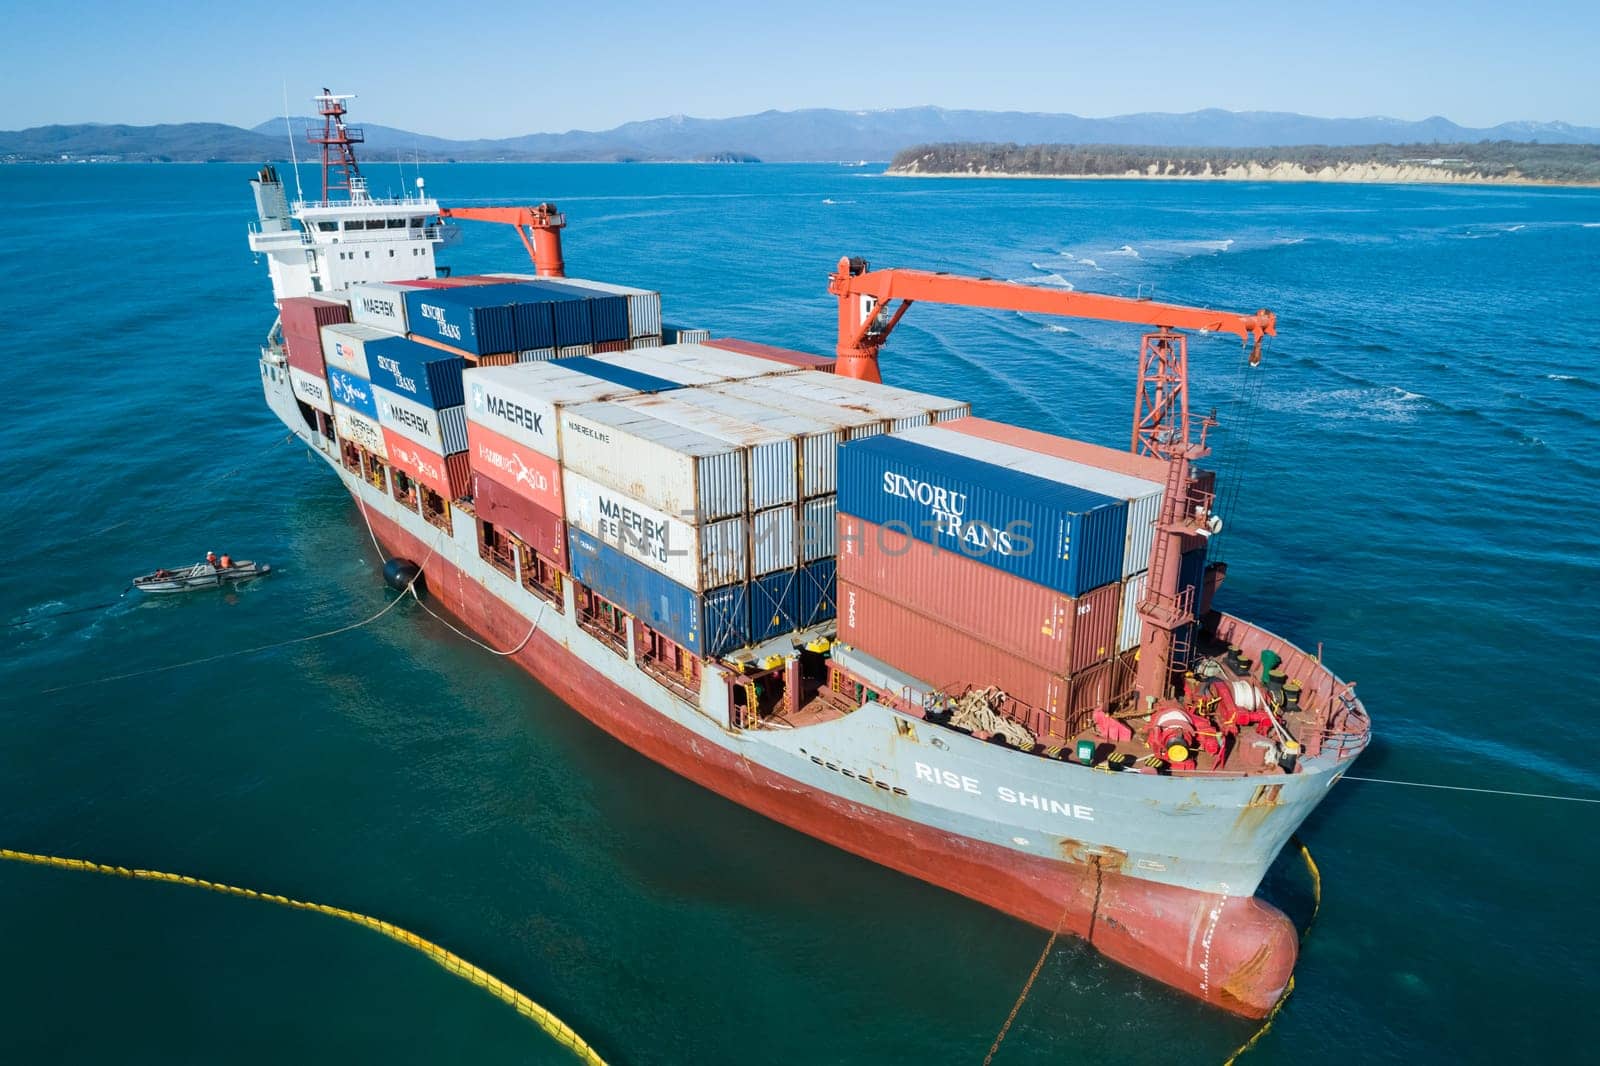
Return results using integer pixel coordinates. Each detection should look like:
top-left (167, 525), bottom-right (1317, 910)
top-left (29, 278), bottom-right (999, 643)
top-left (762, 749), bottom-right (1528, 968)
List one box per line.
top-left (0, 847), bottom-right (607, 1065)
top-left (1208, 345), bottom-right (1269, 564)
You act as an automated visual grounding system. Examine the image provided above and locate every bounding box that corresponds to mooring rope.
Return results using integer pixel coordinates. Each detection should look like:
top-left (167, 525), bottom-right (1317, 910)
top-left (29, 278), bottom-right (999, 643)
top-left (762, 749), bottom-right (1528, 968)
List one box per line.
top-left (0, 847), bottom-right (607, 1065)
top-left (1342, 775), bottom-right (1600, 805)
top-left (982, 888), bottom-right (1080, 1066)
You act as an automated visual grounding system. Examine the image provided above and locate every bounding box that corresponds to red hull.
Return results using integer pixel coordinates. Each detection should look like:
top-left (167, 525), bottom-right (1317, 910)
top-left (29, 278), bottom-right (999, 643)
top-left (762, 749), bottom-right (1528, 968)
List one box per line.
top-left (361, 501), bottom-right (1295, 1018)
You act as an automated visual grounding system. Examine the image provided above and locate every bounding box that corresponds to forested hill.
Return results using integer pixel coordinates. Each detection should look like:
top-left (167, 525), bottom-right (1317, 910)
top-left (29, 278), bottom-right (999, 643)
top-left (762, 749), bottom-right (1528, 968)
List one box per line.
top-left (888, 142), bottom-right (1600, 185)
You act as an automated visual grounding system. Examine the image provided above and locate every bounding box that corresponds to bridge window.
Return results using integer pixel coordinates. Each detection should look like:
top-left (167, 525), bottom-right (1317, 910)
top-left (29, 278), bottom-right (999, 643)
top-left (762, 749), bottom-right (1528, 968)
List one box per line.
top-left (387, 218), bottom-right (407, 229)
top-left (410, 217), bottom-right (425, 228)
top-left (317, 221), bottom-right (337, 232)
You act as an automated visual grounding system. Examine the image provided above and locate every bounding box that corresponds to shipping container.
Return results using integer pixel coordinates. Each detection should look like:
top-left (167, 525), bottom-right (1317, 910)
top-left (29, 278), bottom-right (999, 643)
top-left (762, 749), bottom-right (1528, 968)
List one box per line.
top-left (567, 529), bottom-right (749, 657)
top-left (630, 336), bottom-right (664, 349)
top-left (283, 331), bottom-right (327, 378)
top-left (562, 467), bottom-right (746, 592)
top-left (802, 496), bottom-right (837, 561)
top-left (838, 580), bottom-right (1070, 721)
top-left (558, 402), bottom-right (746, 523)
top-left (471, 471), bottom-right (568, 568)
top-left (557, 344), bottom-right (595, 359)
top-left (593, 339), bottom-right (631, 354)
top-left (706, 378), bottom-right (893, 442)
top-left (705, 337), bottom-right (837, 372)
top-left (372, 382), bottom-right (460, 454)
top-left (1118, 572), bottom-right (1145, 654)
top-left (381, 428), bottom-right (470, 499)
top-left (347, 282), bottom-right (414, 334)
top-left (668, 327), bottom-right (712, 344)
top-left (326, 366), bottom-right (378, 420)
top-left (909, 424), bottom-right (1161, 579)
top-left (838, 515), bottom-right (1120, 675)
top-left (402, 284), bottom-right (527, 356)
top-left (464, 361), bottom-right (678, 459)
top-left (628, 343), bottom-right (804, 383)
top-left (940, 415), bottom-right (1218, 518)
top-left (750, 373), bottom-right (969, 431)
top-left (510, 279), bottom-right (613, 345)
top-left (837, 434), bottom-right (1127, 598)
top-left (319, 322), bottom-right (391, 380)
top-left (749, 569), bottom-right (800, 643)
top-left (333, 402), bottom-right (386, 458)
top-left (465, 421), bottom-right (564, 516)
top-left (363, 336), bottom-right (467, 409)
top-left (280, 295), bottom-right (351, 339)
top-left (556, 355), bottom-right (686, 394)
top-left (518, 348), bottom-right (559, 363)
top-left (797, 557), bottom-right (837, 628)
top-left (438, 407), bottom-right (468, 454)
top-left (751, 505), bottom-right (797, 575)
top-left (289, 365), bottom-right (332, 414)
top-left (495, 275), bottom-right (664, 339)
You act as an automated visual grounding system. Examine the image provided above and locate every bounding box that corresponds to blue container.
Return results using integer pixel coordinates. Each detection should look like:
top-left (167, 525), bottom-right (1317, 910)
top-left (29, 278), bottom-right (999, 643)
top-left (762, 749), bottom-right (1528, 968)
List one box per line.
top-left (402, 284), bottom-right (525, 356)
top-left (325, 365), bottom-right (377, 419)
top-left (568, 529), bottom-right (749, 657)
top-left (518, 280), bottom-right (628, 344)
top-left (511, 300), bottom-right (557, 351)
top-left (797, 557), bottom-right (836, 628)
top-left (364, 337), bottom-right (467, 410)
top-left (750, 569), bottom-right (800, 643)
top-left (837, 435), bottom-right (1127, 598)
top-left (558, 355), bottom-right (685, 395)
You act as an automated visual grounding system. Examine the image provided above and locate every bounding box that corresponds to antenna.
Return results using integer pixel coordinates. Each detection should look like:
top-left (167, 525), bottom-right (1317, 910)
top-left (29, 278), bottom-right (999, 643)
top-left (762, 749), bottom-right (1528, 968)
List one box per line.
top-left (282, 81), bottom-right (304, 203)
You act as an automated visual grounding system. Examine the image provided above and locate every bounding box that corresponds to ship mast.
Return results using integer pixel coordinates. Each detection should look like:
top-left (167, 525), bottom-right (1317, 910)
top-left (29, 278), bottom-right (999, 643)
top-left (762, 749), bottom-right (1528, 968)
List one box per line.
top-left (308, 89), bottom-right (364, 201)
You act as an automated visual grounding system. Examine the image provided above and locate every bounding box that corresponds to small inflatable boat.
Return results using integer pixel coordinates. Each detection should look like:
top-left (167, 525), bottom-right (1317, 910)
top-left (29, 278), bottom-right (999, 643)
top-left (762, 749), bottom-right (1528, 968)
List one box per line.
top-left (133, 560), bottom-right (272, 594)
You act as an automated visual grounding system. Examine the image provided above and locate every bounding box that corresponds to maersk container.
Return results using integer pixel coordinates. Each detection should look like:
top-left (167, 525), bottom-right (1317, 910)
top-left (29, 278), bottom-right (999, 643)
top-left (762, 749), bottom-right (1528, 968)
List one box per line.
top-left (705, 337), bottom-right (837, 372)
top-left (839, 580), bottom-right (1070, 720)
top-left (707, 378), bottom-right (893, 443)
top-left (346, 282), bottom-right (413, 334)
top-left (801, 496), bottom-right (836, 561)
top-left (837, 434), bottom-right (1126, 599)
top-left (333, 402), bottom-right (386, 458)
top-left (838, 515), bottom-right (1120, 675)
top-left (363, 336), bottom-right (467, 409)
top-left (940, 415), bottom-right (1218, 528)
top-left (559, 401), bottom-right (746, 523)
top-left (751, 505), bottom-right (797, 575)
top-left (495, 275), bottom-right (663, 339)
top-left (751, 373), bottom-right (969, 431)
top-left (280, 295), bottom-right (350, 339)
top-left (289, 365), bottom-right (332, 414)
top-left (797, 557), bottom-right (837, 628)
top-left (373, 383), bottom-right (446, 453)
top-left (750, 569), bottom-right (800, 643)
top-left (381, 428), bottom-right (470, 500)
top-left (908, 424), bottom-right (1161, 580)
top-left (402, 284), bottom-right (525, 356)
top-left (567, 529), bottom-right (749, 657)
top-left (471, 470), bottom-right (568, 568)
top-left (326, 366), bottom-right (378, 420)
top-left (466, 421), bottom-right (563, 517)
top-left (465, 361), bottom-right (680, 459)
top-left (562, 467), bottom-right (746, 592)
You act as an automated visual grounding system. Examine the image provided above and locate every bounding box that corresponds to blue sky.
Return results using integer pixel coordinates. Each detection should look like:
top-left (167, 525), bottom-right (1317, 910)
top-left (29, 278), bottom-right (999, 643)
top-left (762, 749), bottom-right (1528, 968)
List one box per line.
top-left (3, 1), bottom-right (1595, 135)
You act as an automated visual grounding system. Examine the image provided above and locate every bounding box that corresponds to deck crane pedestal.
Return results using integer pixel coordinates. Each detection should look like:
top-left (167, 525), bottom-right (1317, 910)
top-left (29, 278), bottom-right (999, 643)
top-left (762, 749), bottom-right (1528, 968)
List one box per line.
top-left (826, 256), bottom-right (1276, 704)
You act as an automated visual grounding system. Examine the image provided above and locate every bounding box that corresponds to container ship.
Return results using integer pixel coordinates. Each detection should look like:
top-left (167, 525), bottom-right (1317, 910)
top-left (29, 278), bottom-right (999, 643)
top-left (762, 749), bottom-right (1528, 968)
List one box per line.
top-left (246, 93), bottom-right (1370, 1019)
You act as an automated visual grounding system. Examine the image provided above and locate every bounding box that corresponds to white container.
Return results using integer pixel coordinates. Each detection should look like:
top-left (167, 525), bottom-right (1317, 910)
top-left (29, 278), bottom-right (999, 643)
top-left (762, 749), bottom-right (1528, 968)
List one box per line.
top-left (584, 350), bottom-right (725, 386)
top-left (671, 328), bottom-right (711, 344)
top-left (706, 378), bottom-right (892, 444)
top-left (320, 322), bottom-right (396, 380)
top-left (1119, 572), bottom-right (1146, 653)
top-left (899, 424), bottom-right (1163, 579)
top-left (752, 373), bottom-right (970, 431)
top-left (373, 382), bottom-right (446, 453)
top-left (438, 406), bottom-right (468, 454)
top-left (640, 343), bottom-right (803, 381)
top-left (517, 348), bottom-right (558, 363)
top-left (495, 274), bottom-right (664, 339)
top-left (751, 505), bottom-right (797, 576)
top-left (465, 361), bottom-right (653, 459)
top-left (333, 402), bottom-right (386, 458)
top-left (630, 336), bottom-right (663, 349)
top-left (562, 467), bottom-right (746, 591)
top-left (342, 285), bottom-right (412, 338)
top-left (289, 365), bottom-right (332, 414)
top-left (654, 389), bottom-right (846, 499)
top-left (558, 401), bottom-right (746, 522)
top-left (801, 495), bottom-right (837, 561)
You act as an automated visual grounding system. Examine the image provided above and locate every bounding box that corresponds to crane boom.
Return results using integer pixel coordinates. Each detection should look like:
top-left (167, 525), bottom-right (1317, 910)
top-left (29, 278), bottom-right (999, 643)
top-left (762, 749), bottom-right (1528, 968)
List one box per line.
top-left (826, 255), bottom-right (1277, 705)
top-left (436, 204), bottom-right (568, 277)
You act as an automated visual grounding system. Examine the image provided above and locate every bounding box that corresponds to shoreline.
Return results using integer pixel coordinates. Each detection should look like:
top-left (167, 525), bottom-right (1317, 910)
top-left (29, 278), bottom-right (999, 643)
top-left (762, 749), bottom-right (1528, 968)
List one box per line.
top-left (883, 167), bottom-right (1600, 189)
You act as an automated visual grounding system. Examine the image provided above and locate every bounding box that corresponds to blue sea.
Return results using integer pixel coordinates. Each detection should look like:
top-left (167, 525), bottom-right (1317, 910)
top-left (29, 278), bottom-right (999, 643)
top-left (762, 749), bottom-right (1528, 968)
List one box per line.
top-left (2, 162), bottom-right (1597, 1064)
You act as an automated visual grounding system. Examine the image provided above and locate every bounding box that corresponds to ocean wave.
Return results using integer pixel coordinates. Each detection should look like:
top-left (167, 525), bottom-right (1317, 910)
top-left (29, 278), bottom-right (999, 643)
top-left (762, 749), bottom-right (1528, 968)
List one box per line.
top-left (1260, 386), bottom-right (1429, 423)
top-left (1106, 244), bottom-right (1141, 258)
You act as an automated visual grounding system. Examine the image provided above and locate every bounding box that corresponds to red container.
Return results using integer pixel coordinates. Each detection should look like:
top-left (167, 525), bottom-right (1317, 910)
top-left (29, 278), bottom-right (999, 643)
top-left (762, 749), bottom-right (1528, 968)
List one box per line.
top-left (844, 512), bottom-right (1120, 669)
top-left (472, 471), bottom-right (568, 568)
top-left (279, 296), bottom-right (350, 338)
top-left (937, 416), bottom-right (1216, 503)
top-left (838, 579), bottom-right (1070, 719)
top-left (838, 515), bottom-right (1119, 675)
top-left (382, 428), bottom-right (470, 499)
top-left (465, 421), bottom-right (563, 515)
top-left (283, 330), bottom-right (326, 377)
top-left (706, 337), bottom-right (836, 372)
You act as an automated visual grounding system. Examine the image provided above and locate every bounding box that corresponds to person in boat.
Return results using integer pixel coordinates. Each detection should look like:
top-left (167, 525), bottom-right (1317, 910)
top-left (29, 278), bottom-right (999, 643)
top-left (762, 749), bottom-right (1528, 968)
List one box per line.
top-left (206, 551), bottom-right (218, 571)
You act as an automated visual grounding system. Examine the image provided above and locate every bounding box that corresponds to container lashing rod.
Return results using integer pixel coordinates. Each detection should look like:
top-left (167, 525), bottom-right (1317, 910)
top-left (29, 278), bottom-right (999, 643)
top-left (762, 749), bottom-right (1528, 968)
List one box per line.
top-left (826, 255), bottom-right (1276, 702)
top-left (436, 204), bottom-right (568, 277)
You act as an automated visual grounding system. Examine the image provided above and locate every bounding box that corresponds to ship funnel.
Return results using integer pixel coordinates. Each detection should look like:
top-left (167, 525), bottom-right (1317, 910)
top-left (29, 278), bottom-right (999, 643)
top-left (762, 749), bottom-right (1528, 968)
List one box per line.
top-left (250, 167), bottom-right (291, 233)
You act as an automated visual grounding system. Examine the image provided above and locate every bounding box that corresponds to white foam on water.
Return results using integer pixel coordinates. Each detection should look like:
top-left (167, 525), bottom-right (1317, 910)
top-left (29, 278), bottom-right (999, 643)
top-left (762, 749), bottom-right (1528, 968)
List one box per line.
top-left (1106, 244), bottom-right (1141, 258)
top-left (1263, 386), bottom-right (1428, 423)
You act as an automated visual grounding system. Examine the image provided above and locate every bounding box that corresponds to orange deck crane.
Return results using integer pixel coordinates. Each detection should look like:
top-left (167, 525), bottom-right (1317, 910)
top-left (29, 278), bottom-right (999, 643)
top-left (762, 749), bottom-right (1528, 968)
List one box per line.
top-left (436, 203), bottom-right (569, 277)
top-left (827, 256), bottom-right (1276, 702)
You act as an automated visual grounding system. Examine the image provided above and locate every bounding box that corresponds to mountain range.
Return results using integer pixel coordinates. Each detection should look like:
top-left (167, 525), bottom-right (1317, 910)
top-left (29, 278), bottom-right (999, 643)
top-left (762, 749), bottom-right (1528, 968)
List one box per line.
top-left (3, 107), bottom-right (1597, 163)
